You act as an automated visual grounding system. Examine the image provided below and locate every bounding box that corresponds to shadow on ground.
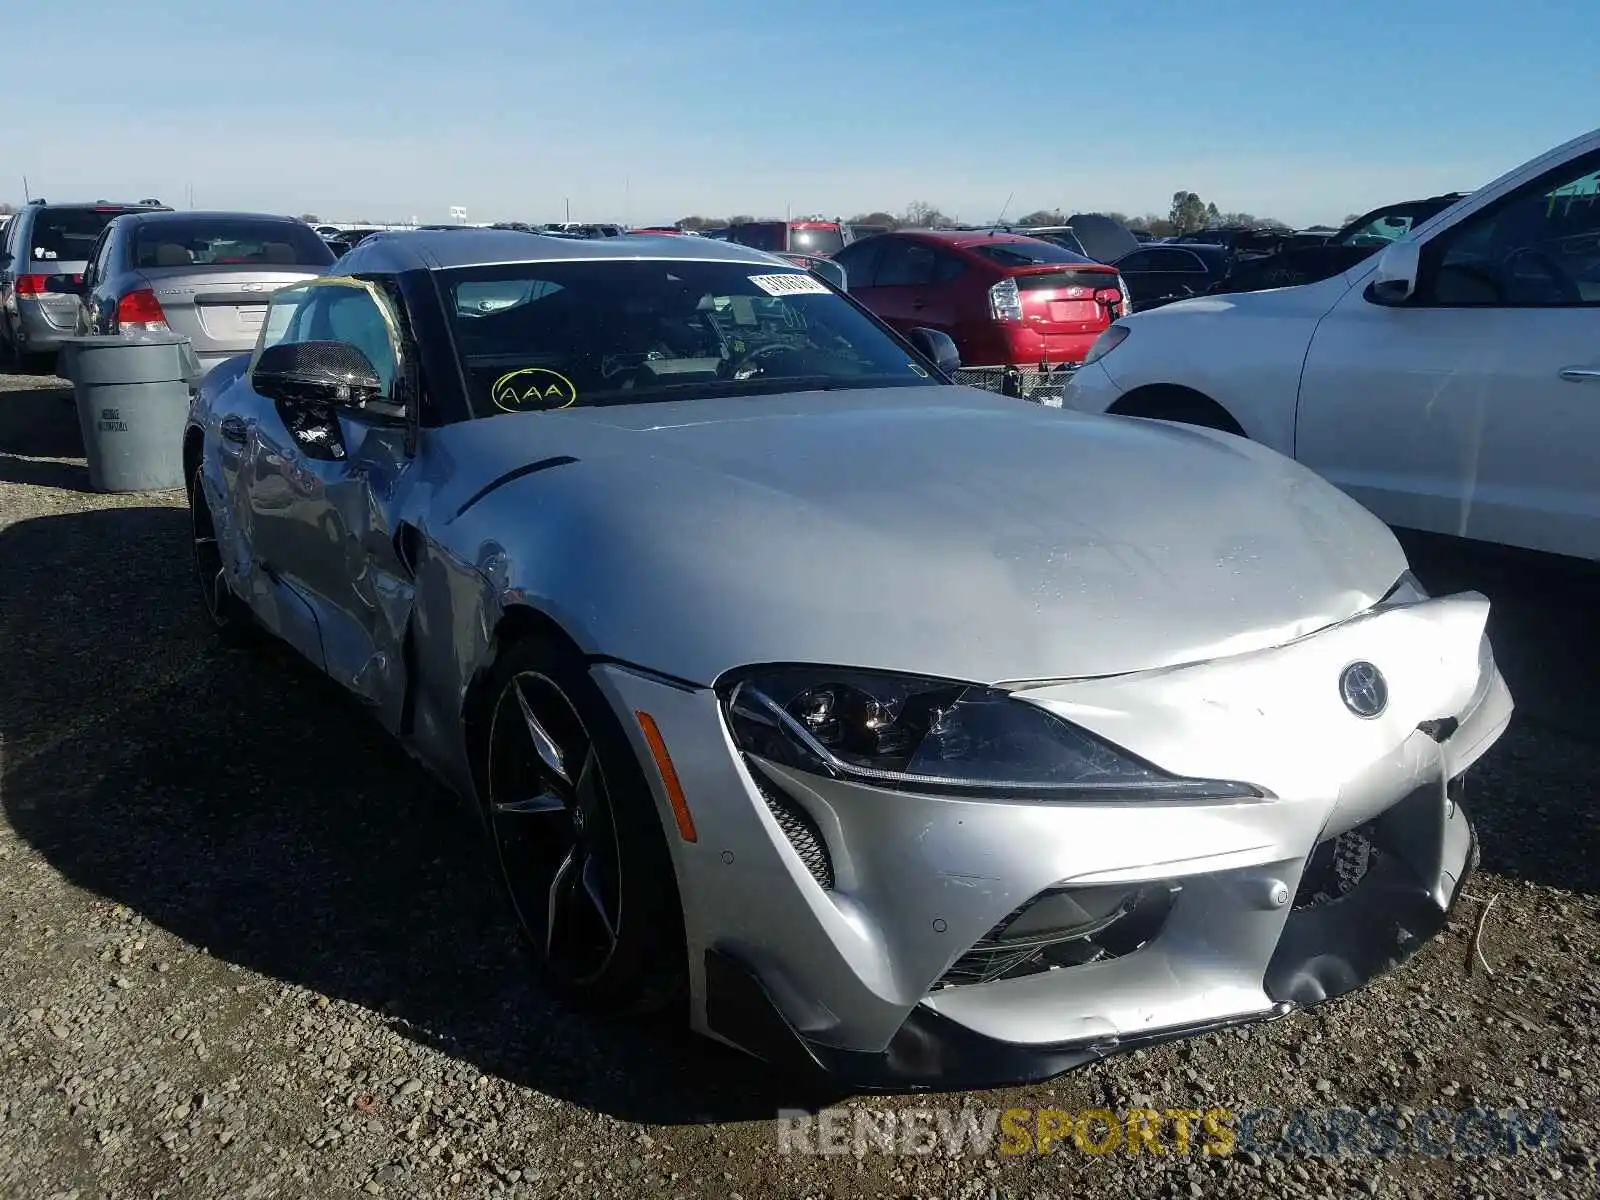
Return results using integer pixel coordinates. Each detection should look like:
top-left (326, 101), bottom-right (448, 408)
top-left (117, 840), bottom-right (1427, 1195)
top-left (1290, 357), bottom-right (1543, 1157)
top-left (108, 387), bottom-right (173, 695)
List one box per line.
top-left (0, 383), bottom-right (87, 490)
top-left (0, 504), bottom-right (840, 1124)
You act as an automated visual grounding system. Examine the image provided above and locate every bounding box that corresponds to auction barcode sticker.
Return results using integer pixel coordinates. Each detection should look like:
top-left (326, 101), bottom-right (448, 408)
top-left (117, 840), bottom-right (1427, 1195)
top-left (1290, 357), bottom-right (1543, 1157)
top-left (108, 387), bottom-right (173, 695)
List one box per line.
top-left (749, 273), bottom-right (832, 297)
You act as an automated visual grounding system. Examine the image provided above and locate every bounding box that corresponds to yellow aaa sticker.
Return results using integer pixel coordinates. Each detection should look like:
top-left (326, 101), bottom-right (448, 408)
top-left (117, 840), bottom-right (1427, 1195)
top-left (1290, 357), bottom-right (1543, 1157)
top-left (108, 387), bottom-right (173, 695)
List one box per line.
top-left (491, 368), bottom-right (578, 412)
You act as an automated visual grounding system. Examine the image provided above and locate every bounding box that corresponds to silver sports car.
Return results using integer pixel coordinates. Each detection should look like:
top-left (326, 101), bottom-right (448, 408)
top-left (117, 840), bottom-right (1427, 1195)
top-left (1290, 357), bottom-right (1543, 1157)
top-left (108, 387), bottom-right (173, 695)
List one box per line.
top-left (184, 230), bottom-right (1511, 1090)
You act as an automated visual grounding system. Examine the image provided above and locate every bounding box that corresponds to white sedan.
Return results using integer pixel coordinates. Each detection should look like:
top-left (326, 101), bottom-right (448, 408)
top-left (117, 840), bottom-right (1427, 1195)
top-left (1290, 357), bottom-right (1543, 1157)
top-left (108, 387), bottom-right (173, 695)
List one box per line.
top-left (1063, 126), bottom-right (1600, 563)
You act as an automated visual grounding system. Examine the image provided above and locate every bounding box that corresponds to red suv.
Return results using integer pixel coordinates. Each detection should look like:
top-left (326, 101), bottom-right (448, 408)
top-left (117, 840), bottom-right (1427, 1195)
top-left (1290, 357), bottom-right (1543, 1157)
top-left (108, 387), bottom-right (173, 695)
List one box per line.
top-left (725, 219), bottom-right (849, 257)
top-left (831, 230), bottom-right (1131, 368)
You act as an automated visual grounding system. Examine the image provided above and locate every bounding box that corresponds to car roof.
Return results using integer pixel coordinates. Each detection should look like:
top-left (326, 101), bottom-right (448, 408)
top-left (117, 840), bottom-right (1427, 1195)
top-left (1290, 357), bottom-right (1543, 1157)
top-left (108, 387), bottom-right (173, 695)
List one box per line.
top-left (116, 209), bottom-right (307, 225)
top-left (345, 227), bottom-right (791, 273)
top-left (1118, 241), bottom-right (1232, 261)
top-left (895, 229), bottom-right (1046, 248)
top-left (22, 200), bottom-right (168, 212)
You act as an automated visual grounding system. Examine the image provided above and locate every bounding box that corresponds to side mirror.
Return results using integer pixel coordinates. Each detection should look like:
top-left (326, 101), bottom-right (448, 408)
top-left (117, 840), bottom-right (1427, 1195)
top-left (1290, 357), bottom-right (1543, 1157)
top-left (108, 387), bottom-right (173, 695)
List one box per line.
top-left (1369, 240), bottom-right (1421, 304)
top-left (807, 258), bottom-right (847, 291)
top-left (0, 252), bottom-right (11, 269)
top-left (908, 327), bottom-right (960, 375)
top-left (776, 252), bottom-right (847, 292)
top-left (253, 340), bottom-right (388, 413)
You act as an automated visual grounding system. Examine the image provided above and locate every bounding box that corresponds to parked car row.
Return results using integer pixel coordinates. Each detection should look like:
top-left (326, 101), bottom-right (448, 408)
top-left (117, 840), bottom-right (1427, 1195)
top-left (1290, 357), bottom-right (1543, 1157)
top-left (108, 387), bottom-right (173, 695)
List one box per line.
top-left (0, 203), bottom-right (335, 373)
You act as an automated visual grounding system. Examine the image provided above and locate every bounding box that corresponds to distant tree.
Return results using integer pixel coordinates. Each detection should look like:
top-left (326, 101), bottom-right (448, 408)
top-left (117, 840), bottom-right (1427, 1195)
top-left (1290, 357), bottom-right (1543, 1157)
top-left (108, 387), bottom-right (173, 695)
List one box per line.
top-left (1343, 213), bottom-right (1363, 225)
top-left (1205, 201), bottom-right (1220, 224)
top-left (1307, 224), bottom-right (1337, 232)
top-left (1124, 213), bottom-right (1177, 237)
top-left (676, 215), bottom-right (725, 230)
top-left (1097, 211), bottom-right (1133, 226)
top-left (1017, 209), bottom-right (1067, 227)
top-left (847, 211), bottom-right (900, 230)
top-left (0, 202), bottom-right (15, 215)
top-left (901, 200), bottom-right (952, 228)
top-left (1169, 191), bottom-right (1208, 234)
top-left (727, 213), bottom-right (757, 225)
top-left (298, 212), bottom-right (320, 223)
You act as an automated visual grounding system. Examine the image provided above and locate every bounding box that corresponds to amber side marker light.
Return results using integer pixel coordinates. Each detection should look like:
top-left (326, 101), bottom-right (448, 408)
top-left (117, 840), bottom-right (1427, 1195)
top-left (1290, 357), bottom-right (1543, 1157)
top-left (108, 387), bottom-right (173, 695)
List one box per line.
top-left (635, 711), bottom-right (697, 843)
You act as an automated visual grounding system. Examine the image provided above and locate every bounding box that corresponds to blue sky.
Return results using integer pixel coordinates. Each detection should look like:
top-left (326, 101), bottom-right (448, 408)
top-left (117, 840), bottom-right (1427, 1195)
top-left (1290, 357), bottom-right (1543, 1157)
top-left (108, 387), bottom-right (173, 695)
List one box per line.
top-left (8, 0), bottom-right (1595, 226)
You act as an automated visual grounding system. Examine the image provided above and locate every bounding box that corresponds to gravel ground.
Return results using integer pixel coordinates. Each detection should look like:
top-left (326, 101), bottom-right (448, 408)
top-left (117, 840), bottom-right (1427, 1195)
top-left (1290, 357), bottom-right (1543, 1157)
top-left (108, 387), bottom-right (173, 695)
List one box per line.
top-left (1, 369), bottom-right (1596, 1200)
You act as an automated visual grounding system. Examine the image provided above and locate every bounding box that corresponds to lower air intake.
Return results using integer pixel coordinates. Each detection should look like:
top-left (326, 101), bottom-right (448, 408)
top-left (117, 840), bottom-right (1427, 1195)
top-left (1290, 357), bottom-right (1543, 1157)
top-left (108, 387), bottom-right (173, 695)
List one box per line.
top-left (935, 882), bottom-right (1179, 989)
top-left (749, 767), bottom-right (835, 891)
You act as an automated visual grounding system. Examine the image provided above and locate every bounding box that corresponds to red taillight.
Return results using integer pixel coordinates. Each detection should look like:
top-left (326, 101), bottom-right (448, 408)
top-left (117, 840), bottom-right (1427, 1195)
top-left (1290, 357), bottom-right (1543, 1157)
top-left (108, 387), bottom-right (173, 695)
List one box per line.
top-left (116, 288), bottom-right (170, 331)
top-left (14, 274), bottom-right (50, 297)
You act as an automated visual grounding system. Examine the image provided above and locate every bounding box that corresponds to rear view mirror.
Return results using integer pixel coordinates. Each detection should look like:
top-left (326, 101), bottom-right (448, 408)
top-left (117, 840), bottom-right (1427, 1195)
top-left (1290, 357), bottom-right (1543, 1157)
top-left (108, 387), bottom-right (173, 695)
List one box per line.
top-left (1369, 240), bottom-right (1421, 304)
top-left (908, 327), bottom-right (960, 376)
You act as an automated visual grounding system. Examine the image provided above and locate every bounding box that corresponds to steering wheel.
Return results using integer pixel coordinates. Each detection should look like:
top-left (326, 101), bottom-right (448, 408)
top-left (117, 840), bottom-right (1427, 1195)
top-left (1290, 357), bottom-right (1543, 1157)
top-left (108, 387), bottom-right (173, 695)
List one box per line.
top-left (726, 341), bottom-right (802, 379)
top-left (1500, 246), bottom-right (1581, 304)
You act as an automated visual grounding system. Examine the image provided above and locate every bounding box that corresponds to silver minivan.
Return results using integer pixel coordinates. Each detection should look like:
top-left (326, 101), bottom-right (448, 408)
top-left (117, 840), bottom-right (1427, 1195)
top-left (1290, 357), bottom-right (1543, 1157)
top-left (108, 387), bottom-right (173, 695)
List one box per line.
top-left (0, 199), bottom-right (169, 370)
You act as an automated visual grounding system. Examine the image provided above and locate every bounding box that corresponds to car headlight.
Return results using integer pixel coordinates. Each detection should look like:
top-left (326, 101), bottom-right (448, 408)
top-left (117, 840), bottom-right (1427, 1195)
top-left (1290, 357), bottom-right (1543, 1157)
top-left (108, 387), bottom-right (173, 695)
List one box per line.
top-left (720, 666), bottom-right (1258, 800)
top-left (1082, 324), bottom-right (1129, 366)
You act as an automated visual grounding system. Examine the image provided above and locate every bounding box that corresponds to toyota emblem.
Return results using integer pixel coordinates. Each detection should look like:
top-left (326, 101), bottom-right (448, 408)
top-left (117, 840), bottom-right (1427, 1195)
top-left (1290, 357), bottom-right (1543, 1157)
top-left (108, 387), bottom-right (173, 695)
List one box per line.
top-left (1339, 661), bottom-right (1388, 719)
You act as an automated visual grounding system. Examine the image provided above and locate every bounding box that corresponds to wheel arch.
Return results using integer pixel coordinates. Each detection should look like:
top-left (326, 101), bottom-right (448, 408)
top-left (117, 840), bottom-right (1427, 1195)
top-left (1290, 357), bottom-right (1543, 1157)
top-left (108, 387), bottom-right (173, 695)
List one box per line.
top-left (182, 423), bottom-right (205, 485)
top-left (460, 602), bottom-right (588, 774)
top-left (1108, 383), bottom-right (1248, 438)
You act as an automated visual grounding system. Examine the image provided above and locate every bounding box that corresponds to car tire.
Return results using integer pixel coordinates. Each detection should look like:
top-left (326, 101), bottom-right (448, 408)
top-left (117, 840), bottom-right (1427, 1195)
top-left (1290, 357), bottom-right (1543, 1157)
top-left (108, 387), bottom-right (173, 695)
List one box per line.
top-left (188, 465), bottom-right (255, 639)
top-left (478, 635), bottom-right (686, 1016)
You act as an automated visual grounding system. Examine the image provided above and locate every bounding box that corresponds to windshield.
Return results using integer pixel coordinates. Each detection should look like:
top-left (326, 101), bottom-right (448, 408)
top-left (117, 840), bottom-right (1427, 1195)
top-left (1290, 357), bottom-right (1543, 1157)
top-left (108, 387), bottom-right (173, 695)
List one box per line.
top-left (789, 225), bottom-right (845, 255)
top-left (26, 206), bottom-right (140, 264)
top-left (1334, 203), bottom-right (1451, 247)
top-left (443, 259), bottom-right (943, 416)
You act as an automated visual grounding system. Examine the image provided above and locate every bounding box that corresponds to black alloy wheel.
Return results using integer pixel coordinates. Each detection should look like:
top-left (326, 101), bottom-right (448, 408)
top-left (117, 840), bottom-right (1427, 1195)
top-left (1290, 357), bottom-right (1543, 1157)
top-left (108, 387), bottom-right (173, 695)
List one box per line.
top-left (481, 638), bottom-right (685, 1013)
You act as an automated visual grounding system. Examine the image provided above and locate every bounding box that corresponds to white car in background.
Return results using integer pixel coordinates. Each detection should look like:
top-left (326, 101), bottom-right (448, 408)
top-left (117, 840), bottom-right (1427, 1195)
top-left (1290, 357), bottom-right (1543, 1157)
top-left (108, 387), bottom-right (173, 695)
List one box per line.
top-left (1063, 126), bottom-right (1600, 563)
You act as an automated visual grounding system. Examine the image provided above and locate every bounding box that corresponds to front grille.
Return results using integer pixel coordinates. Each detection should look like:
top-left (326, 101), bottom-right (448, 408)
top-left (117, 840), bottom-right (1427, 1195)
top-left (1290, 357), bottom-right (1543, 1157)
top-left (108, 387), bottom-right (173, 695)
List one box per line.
top-left (955, 364), bottom-right (1077, 406)
top-left (749, 766), bottom-right (834, 890)
top-left (1294, 820), bottom-right (1380, 910)
top-left (935, 882), bottom-right (1179, 989)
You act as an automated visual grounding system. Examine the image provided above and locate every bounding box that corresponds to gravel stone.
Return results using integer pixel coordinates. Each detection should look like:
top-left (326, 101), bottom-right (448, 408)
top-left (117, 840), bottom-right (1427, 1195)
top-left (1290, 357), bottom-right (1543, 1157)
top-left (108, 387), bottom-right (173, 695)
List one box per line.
top-left (2, 374), bottom-right (1598, 1198)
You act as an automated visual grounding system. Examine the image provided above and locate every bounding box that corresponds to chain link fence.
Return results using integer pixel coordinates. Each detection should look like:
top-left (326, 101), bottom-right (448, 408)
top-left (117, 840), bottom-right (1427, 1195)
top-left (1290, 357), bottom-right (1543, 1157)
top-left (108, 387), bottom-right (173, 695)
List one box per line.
top-left (951, 364), bottom-right (1078, 407)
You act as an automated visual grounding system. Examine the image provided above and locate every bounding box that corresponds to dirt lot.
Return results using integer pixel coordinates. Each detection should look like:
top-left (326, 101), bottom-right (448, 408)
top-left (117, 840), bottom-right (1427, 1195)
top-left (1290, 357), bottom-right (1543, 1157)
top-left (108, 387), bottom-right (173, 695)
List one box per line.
top-left (1, 371), bottom-right (1597, 1200)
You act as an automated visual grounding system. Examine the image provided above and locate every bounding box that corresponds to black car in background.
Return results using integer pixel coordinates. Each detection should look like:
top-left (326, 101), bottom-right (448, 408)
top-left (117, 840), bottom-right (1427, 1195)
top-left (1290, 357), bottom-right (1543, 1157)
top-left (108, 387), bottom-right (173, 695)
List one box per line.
top-left (1208, 192), bottom-right (1470, 295)
top-left (1112, 242), bottom-right (1236, 310)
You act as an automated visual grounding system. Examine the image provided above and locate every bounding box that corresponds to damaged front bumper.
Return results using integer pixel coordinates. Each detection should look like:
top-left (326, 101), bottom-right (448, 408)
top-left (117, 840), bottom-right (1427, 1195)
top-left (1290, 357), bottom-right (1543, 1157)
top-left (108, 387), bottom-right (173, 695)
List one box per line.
top-left (594, 590), bottom-right (1510, 1092)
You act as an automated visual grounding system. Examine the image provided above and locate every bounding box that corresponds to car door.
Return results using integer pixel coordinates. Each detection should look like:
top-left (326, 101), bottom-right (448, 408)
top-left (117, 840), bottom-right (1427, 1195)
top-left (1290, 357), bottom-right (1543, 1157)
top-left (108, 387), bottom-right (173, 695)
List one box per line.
top-left (1296, 146), bottom-right (1600, 560)
top-left (239, 275), bottom-right (420, 728)
top-left (1118, 247), bottom-right (1206, 309)
top-left (832, 236), bottom-right (885, 298)
top-left (863, 237), bottom-right (941, 333)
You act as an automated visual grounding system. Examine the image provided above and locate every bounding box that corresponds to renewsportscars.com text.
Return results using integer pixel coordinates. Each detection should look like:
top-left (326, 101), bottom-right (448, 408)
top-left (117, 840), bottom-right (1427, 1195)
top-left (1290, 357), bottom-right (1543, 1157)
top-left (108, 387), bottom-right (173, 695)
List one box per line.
top-left (776, 1106), bottom-right (1562, 1159)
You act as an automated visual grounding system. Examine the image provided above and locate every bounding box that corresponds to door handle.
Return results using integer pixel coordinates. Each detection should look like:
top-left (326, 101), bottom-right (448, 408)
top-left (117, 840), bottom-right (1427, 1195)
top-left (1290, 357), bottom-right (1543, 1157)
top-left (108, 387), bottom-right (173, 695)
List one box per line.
top-left (219, 415), bottom-right (250, 444)
top-left (1558, 367), bottom-right (1600, 383)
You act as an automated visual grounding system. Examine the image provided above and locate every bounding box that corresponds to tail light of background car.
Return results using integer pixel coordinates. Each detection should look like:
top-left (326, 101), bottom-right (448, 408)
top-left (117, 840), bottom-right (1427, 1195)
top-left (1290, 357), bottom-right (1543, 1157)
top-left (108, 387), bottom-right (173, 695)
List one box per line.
top-left (988, 277), bottom-right (1023, 321)
top-left (1118, 274), bottom-right (1135, 315)
top-left (14, 273), bottom-right (82, 297)
top-left (116, 288), bottom-right (170, 332)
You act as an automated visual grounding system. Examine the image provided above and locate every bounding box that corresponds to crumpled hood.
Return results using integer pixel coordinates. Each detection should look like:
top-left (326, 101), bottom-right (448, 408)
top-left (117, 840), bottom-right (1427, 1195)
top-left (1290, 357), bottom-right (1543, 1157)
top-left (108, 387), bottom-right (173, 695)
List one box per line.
top-left (435, 387), bottom-right (1406, 685)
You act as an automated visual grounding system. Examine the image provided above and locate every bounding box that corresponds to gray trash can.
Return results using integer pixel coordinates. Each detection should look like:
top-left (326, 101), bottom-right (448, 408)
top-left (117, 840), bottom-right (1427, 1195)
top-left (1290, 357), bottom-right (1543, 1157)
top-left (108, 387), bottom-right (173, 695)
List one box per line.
top-left (60, 334), bottom-right (204, 493)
